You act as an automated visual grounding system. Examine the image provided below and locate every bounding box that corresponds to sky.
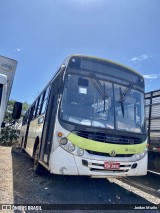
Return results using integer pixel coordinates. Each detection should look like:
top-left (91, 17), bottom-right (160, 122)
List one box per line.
top-left (0, 0), bottom-right (160, 104)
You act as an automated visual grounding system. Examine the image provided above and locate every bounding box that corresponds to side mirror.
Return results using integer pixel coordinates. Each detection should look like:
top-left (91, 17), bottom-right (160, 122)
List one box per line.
top-left (1, 121), bottom-right (6, 128)
top-left (12, 102), bottom-right (22, 120)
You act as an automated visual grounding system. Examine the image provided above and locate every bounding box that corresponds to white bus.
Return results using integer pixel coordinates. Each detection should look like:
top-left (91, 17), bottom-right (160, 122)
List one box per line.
top-left (19, 55), bottom-right (147, 177)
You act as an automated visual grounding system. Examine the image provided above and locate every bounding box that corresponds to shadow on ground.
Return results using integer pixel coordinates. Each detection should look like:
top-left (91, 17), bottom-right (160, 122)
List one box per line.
top-left (11, 147), bottom-right (155, 213)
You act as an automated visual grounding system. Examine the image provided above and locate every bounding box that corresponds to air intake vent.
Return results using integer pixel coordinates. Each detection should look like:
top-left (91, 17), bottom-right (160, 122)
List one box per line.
top-left (72, 130), bottom-right (144, 145)
top-left (86, 150), bottom-right (133, 157)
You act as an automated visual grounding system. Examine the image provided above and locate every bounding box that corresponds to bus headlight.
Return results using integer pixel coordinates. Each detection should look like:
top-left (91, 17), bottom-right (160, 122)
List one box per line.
top-left (134, 148), bottom-right (148, 161)
top-left (67, 143), bottom-right (75, 152)
top-left (135, 154), bottom-right (141, 160)
top-left (140, 152), bottom-right (145, 158)
top-left (60, 137), bottom-right (68, 145)
top-left (77, 148), bottom-right (84, 156)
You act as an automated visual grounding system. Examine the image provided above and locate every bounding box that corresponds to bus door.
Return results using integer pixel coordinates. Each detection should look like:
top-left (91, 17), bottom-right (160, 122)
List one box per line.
top-left (24, 106), bottom-right (34, 149)
top-left (40, 78), bottom-right (60, 164)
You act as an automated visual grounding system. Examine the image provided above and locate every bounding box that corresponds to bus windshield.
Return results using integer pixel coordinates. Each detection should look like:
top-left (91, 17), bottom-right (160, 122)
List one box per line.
top-left (60, 73), bottom-right (145, 133)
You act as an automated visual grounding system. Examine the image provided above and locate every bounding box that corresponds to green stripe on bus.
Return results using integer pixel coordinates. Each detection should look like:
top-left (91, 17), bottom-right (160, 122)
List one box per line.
top-left (67, 133), bottom-right (147, 154)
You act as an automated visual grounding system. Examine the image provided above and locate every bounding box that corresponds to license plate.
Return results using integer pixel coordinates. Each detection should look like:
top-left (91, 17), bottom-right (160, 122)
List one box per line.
top-left (104, 162), bottom-right (120, 170)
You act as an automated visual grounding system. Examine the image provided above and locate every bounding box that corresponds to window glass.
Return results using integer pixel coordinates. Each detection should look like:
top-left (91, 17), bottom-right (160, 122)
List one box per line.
top-left (44, 86), bottom-right (50, 100)
top-left (22, 115), bottom-right (26, 125)
top-left (114, 85), bottom-right (145, 133)
top-left (41, 100), bottom-right (47, 114)
top-left (30, 105), bottom-right (35, 120)
top-left (36, 94), bottom-right (43, 116)
top-left (34, 97), bottom-right (40, 118)
top-left (38, 86), bottom-right (50, 115)
top-left (60, 74), bottom-right (114, 129)
top-left (60, 73), bottom-right (145, 133)
top-left (22, 110), bottom-right (29, 125)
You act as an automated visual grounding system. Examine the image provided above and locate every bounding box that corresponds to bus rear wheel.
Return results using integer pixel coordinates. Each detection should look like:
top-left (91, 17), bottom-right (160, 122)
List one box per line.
top-left (34, 145), bottom-right (44, 175)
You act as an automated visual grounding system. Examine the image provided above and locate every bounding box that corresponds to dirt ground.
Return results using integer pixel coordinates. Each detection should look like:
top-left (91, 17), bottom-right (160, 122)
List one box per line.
top-left (0, 145), bottom-right (160, 213)
top-left (0, 146), bottom-right (13, 205)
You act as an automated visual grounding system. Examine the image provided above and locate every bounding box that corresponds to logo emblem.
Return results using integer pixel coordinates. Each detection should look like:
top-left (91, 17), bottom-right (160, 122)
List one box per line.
top-left (110, 150), bottom-right (116, 157)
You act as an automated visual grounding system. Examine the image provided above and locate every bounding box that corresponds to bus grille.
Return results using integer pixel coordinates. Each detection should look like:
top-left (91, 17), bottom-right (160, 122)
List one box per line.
top-left (86, 150), bottom-right (133, 157)
top-left (72, 130), bottom-right (144, 145)
top-left (82, 160), bottom-right (132, 173)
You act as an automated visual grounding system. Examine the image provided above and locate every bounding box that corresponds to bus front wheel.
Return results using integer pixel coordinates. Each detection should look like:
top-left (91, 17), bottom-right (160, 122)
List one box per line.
top-left (34, 145), bottom-right (44, 175)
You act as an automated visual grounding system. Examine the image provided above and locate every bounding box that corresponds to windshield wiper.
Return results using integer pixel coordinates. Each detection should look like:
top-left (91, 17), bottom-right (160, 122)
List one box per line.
top-left (90, 73), bottom-right (108, 112)
top-left (119, 87), bottom-right (125, 117)
top-left (120, 83), bottom-right (134, 102)
top-left (118, 83), bottom-right (134, 117)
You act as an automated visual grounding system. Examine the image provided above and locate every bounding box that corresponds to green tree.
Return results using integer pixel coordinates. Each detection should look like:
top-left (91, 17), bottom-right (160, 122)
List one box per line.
top-left (0, 100), bottom-right (30, 146)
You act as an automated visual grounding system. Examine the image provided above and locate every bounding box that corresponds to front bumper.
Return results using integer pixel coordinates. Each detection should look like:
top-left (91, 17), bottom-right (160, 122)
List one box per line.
top-left (49, 146), bottom-right (147, 177)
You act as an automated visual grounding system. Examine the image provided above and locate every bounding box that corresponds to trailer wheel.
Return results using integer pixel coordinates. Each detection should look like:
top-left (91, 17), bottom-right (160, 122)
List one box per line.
top-left (34, 145), bottom-right (44, 175)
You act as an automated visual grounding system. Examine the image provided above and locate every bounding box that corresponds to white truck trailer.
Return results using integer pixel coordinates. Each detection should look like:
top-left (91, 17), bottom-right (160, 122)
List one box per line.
top-left (0, 55), bottom-right (17, 132)
top-left (145, 90), bottom-right (160, 173)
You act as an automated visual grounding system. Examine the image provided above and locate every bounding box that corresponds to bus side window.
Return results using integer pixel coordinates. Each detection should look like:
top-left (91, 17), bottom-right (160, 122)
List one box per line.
top-left (22, 114), bottom-right (26, 125)
top-left (30, 104), bottom-right (35, 120)
top-left (41, 99), bottom-right (47, 114)
top-left (39, 86), bottom-right (51, 115)
top-left (23, 110), bottom-right (29, 125)
top-left (27, 110), bottom-right (30, 123)
top-left (36, 94), bottom-right (43, 116)
top-left (44, 86), bottom-right (50, 100)
top-left (39, 92), bottom-right (46, 115)
top-left (34, 97), bottom-right (40, 118)
top-left (32, 101), bottom-right (37, 119)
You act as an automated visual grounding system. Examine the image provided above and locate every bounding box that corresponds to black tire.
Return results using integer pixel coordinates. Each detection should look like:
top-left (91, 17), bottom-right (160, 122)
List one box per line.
top-left (34, 145), bottom-right (44, 175)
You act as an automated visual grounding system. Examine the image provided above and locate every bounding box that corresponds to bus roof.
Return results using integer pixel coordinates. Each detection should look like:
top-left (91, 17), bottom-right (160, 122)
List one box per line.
top-left (65, 54), bottom-right (144, 79)
top-left (27, 54), bottom-right (144, 109)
